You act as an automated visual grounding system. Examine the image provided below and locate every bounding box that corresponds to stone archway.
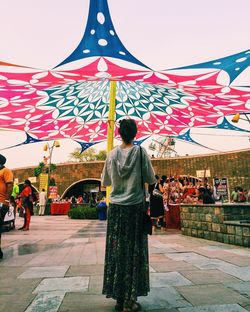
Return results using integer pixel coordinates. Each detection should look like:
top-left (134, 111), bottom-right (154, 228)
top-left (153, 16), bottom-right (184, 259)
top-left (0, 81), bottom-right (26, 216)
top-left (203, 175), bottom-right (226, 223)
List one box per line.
top-left (61, 178), bottom-right (102, 200)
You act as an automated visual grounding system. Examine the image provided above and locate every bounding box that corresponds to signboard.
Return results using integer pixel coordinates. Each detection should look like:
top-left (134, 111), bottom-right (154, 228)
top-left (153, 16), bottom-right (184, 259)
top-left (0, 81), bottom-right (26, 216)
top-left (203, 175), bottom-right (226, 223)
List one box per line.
top-left (49, 186), bottom-right (58, 199)
top-left (196, 169), bottom-right (211, 178)
top-left (39, 173), bottom-right (48, 192)
top-left (213, 177), bottom-right (229, 202)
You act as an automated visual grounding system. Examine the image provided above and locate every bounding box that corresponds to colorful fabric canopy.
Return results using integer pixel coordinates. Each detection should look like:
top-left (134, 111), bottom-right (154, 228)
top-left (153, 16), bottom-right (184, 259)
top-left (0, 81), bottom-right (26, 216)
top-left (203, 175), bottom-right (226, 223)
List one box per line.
top-left (0, 0), bottom-right (249, 152)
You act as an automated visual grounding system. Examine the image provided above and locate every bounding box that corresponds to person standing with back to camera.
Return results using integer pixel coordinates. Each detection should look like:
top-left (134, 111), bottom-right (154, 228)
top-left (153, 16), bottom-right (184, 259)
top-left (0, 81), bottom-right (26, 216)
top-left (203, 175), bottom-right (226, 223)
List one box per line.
top-left (102, 119), bottom-right (156, 312)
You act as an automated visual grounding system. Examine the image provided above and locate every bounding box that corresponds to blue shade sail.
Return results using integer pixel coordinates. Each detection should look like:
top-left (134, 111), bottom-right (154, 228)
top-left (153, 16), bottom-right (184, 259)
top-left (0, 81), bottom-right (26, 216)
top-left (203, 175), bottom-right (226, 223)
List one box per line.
top-left (75, 140), bottom-right (101, 153)
top-left (176, 129), bottom-right (216, 150)
top-left (0, 133), bottom-right (43, 151)
top-left (133, 136), bottom-right (150, 146)
top-left (56, 0), bottom-right (149, 69)
top-left (204, 117), bottom-right (250, 132)
top-left (173, 50), bottom-right (250, 84)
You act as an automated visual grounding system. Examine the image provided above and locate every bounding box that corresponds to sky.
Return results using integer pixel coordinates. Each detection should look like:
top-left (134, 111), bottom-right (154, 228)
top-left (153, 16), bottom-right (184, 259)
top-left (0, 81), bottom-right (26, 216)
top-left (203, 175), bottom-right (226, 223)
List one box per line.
top-left (0, 0), bottom-right (250, 169)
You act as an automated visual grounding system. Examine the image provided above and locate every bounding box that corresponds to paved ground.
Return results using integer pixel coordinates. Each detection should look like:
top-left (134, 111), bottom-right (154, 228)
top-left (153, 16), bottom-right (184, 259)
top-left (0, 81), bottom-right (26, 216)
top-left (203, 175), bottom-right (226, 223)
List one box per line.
top-left (0, 215), bottom-right (250, 312)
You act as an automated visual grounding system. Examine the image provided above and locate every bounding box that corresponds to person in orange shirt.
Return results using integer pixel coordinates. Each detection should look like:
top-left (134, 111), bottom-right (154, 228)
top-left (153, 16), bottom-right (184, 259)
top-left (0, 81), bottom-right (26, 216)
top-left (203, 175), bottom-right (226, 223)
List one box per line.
top-left (18, 179), bottom-right (33, 231)
top-left (0, 154), bottom-right (14, 260)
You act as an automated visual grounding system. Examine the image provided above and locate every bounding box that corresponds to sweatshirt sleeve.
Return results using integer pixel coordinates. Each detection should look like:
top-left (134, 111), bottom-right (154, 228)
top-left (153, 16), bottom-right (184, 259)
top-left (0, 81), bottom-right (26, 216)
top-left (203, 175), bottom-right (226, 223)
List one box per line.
top-left (142, 147), bottom-right (157, 185)
top-left (101, 157), bottom-right (111, 186)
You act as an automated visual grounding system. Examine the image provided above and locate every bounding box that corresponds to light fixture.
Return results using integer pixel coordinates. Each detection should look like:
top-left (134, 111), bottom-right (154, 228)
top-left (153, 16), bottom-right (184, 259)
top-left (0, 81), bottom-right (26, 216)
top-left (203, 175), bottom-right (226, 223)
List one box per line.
top-left (231, 113), bottom-right (250, 124)
top-left (54, 141), bottom-right (60, 147)
top-left (231, 113), bottom-right (240, 123)
top-left (42, 141), bottom-right (61, 197)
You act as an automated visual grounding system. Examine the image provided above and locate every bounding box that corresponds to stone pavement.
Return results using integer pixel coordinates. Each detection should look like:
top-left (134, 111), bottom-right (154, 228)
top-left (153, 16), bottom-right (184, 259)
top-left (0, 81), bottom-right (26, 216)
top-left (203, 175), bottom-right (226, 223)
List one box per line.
top-left (0, 216), bottom-right (250, 312)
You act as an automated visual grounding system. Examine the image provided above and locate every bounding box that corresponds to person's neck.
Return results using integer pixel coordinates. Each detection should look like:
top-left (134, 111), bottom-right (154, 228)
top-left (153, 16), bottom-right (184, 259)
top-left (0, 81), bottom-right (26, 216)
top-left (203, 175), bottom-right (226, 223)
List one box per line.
top-left (120, 142), bottom-right (133, 149)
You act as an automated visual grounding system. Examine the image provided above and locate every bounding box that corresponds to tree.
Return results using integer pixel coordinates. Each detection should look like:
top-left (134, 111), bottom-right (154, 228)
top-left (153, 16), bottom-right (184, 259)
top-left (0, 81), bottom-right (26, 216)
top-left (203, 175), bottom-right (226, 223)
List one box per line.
top-left (81, 148), bottom-right (97, 161)
top-left (69, 149), bottom-right (85, 162)
top-left (96, 150), bottom-right (107, 160)
top-left (33, 162), bottom-right (57, 186)
top-left (34, 162), bottom-right (57, 176)
top-left (69, 148), bottom-right (107, 162)
top-left (34, 162), bottom-right (45, 177)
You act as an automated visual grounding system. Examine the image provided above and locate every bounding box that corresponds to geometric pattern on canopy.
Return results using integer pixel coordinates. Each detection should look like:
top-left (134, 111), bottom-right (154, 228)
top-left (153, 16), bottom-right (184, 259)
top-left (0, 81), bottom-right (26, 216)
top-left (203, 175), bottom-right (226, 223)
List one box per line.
top-left (0, 71), bottom-right (249, 146)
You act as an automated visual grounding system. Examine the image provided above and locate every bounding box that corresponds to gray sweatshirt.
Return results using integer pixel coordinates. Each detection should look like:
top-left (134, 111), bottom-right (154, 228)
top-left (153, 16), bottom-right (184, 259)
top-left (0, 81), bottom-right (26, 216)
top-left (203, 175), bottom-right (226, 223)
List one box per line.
top-left (101, 145), bottom-right (156, 205)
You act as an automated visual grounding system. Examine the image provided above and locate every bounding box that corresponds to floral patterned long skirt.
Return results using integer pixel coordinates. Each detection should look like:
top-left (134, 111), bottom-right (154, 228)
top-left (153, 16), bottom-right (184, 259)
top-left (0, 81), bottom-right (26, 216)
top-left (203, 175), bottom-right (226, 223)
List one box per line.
top-left (102, 203), bottom-right (150, 302)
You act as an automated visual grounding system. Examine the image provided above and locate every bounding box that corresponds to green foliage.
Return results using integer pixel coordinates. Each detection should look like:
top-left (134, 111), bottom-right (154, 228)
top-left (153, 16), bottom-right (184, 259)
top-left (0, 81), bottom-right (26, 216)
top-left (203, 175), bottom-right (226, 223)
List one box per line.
top-left (69, 148), bottom-right (84, 162)
top-left (69, 147), bottom-right (107, 162)
top-left (50, 163), bottom-right (57, 171)
top-left (96, 150), bottom-right (107, 160)
top-left (34, 167), bottom-right (42, 177)
top-left (34, 162), bottom-right (46, 176)
top-left (34, 162), bottom-right (57, 177)
top-left (49, 177), bottom-right (56, 186)
top-left (68, 205), bottom-right (98, 219)
top-left (69, 147), bottom-right (95, 162)
top-left (45, 163), bottom-right (57, 174)
top-left (39, 162), bottom-right (45, 168)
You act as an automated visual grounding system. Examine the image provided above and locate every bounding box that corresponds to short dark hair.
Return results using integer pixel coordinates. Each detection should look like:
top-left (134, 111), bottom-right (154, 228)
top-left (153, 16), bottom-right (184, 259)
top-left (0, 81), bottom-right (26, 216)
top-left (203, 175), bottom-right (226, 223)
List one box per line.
top-left (24, 179), bottom-right (31, 186)
top-left (118, 119), bottom-right (137, 144)
top-left (161, 175), bottom-right (167, 182)
top-left (0, 154), bottom-right (6, 165)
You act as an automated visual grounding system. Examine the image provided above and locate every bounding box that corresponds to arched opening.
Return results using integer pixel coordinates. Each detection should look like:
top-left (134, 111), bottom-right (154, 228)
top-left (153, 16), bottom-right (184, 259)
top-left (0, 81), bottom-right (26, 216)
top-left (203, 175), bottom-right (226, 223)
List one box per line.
top-left (61, 179), bottom-right (104, 205)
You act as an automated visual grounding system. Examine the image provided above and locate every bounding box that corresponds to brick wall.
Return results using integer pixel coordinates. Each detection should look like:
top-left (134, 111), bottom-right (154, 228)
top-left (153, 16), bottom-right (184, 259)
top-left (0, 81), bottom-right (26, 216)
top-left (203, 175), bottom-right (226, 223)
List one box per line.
top-left (151, 149), bottom-right (250, 190)
top-left (180, 204), bottom-right (250, 247)
top-left (12, 161), bottom-right (104, 195)
top-left (12, 148), bottom-right (250, 196)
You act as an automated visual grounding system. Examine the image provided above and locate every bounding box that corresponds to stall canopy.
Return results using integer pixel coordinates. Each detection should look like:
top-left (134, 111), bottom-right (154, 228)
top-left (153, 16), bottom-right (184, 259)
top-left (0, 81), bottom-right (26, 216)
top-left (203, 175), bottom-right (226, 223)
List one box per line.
top-left (0, 0), bottom-right (249, 152)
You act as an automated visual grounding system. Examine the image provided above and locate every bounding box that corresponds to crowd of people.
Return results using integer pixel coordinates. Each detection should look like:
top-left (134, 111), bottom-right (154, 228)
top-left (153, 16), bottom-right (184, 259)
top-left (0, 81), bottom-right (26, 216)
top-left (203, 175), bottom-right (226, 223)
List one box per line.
top-left (231, 186), bottom-right (249, 203)
top-left (150, 175), bottom-right (249, 205)
top-left (149, 175), bottom-right (215, 206)
top-left (147, 175), bottom-right (250, 231)
top-left (0, 154), bottom-right (43, 259)
top-left (53, 191), bottom-right (104, 208)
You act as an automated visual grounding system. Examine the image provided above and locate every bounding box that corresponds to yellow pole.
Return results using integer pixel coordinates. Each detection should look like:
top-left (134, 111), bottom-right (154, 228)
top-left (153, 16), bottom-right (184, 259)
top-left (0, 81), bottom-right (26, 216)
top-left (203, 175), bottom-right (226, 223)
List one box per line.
top-left (106, 80), bottom-right (116, 204)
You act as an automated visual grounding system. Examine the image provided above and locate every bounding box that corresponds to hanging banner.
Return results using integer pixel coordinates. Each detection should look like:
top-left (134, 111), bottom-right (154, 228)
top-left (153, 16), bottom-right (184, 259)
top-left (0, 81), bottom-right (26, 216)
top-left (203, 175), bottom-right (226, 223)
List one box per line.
top-left (39, 173), bottom-right (48, 192)
top-left (213, 177), bottom-right (229, 202)
top-left (49, 186), bottom-right (58, 199)
top-left (196, 169), bottom-right (211, 178)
